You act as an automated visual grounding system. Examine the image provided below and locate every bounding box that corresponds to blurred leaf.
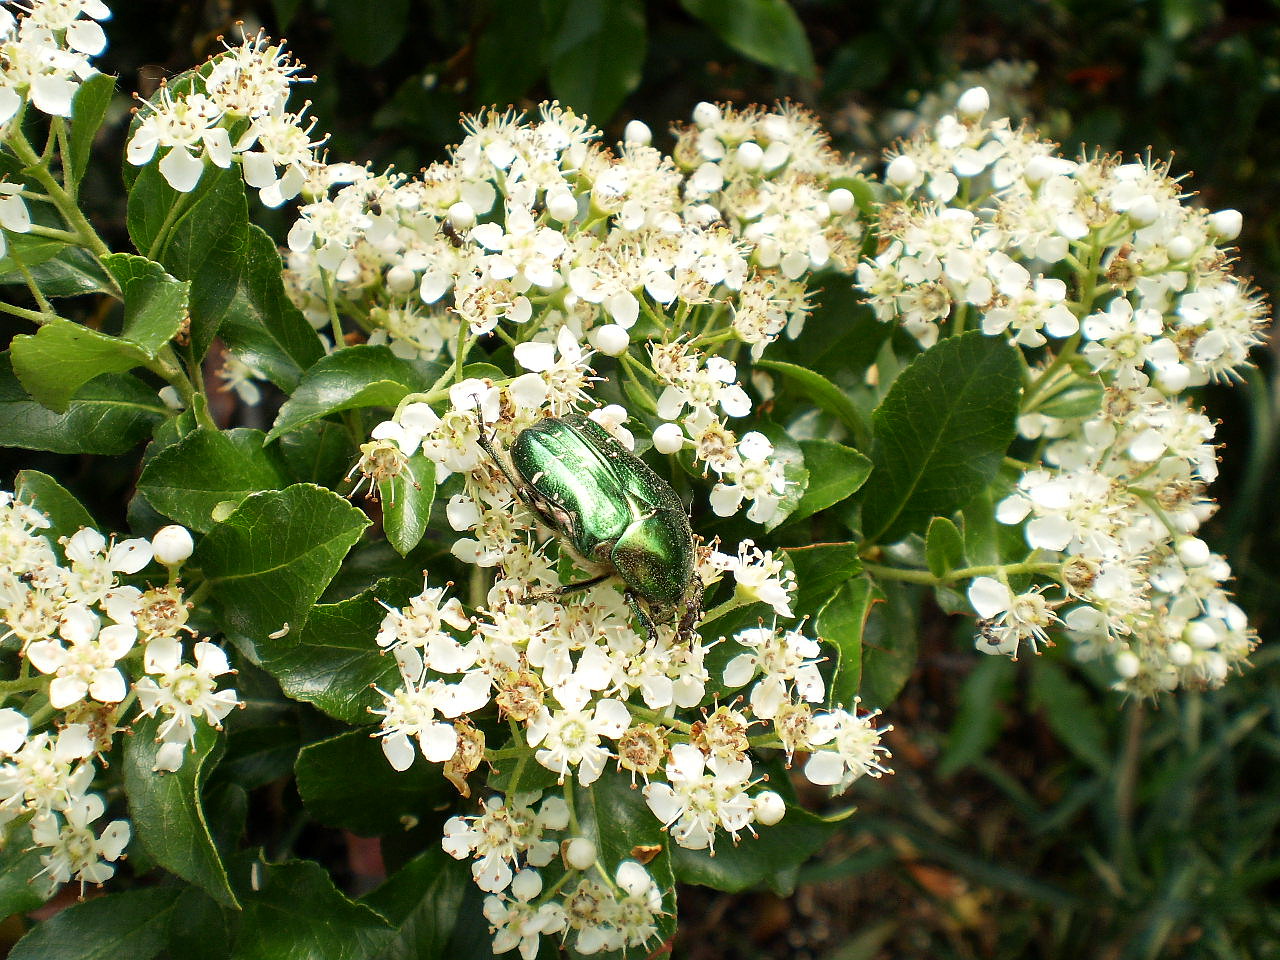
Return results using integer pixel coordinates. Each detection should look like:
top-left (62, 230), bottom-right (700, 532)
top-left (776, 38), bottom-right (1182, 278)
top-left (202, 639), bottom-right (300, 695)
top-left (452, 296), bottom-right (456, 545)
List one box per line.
top-left (938, 656), bottom-right (1015, 777)
top-left (9, 323), bottom-right (150, 413)
top-left (8, 887), bottom-right (182, 960)
top-left (1030, 660), bottom-right (1110, 771)
top-left (361, 848), bottom-right (470, 960)
top-left (193, 484), bottom-right (370, 652)
top-left (14, 469), bottom-right (95, 543)
top-left (123, 716), bottom-right (238, 907)
top-left (754, 359), bottom-right (870, 448)
top-left (860, 331), bottom-right (1021, 545)
top-left (137, 427), bottom-right (286, 533)
top-left (380, 453), bottom-right (436, 556)
top-left (925, 516), bottom-right (965, 578)
top-left (266, 345), bottom-right (432, 442)
top-left (476, 2), bottom-right (547, 105)
top-left (545, 0), bottom-right (646, 121)
top-left (165, 886), bottom-right (235, 960)
top-left (0, 354), bottom-right (163, 454)
top-left (231, 859), bottom-right (392, 960)
top-left (257, 579), bottom-right (417, 724)
top-left (679, 0), bottom-right (815, 77)
top-left (790, 439), bottom-right (872, 524)
top-left (296, 729), bottom-right (451, 836)
top-left (332, 0), bottom-right (409, 65)
top-left (819, 576), bottom-right (877, 709)
top-left (66, 72), bottom-right (116, 192)
top-left (102, 254), bottom-right (190, 354)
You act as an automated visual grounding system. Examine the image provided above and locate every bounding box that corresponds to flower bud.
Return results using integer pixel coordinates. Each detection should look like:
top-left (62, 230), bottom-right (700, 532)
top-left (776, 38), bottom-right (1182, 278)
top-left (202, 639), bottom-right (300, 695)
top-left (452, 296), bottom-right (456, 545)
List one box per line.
top-left (956, 86), bottom-right (990, 120)
top-left (1208, 208), bottom-right (1242, 241)
top-left (1126, 194), bottom-right (1159, 227)
top-left (754, 790), bottom-right (786, 826)
top-left (1184, 619), bottom-right (1218, 649)
top-left (652, 422), bottom-right (685, 455)
top-left (624, 119), bottom-right (652, 145)
top-left (1166, 235), bottom-right (1196, 261)
top-left (385, 264), bottom-right (416, 293)
top-left (151, 525), bottom-right (194, 566)
top-left (446, 201), bottom-right (475, 231)
top-left (1115, 650), bottom-right (1141, 679)
top-left (564, 837), bottom-right (596, 871)
top-left (546, 188), bottom-right (579, 223)
top-left (827, 187), bottom-right (854, 215)
top-left (591, 323), bottom-right (630, 356)
top-left (885, 154), bottom-right (918, 189)
top-left (735, 141), bottom-right (764, 171)
top-left (1168, 640), bottom-right (1193, 666)
top-left (1176, 536), bottom-right (1211, 567)
top-left (692, 101), bottom-right (721, 128)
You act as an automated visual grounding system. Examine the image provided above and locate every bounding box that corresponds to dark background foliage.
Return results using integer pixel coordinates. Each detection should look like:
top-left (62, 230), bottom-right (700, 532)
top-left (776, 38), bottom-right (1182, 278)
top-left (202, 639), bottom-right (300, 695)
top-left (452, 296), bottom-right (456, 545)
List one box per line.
top-left (4, 1), bottom-right (1279, 957)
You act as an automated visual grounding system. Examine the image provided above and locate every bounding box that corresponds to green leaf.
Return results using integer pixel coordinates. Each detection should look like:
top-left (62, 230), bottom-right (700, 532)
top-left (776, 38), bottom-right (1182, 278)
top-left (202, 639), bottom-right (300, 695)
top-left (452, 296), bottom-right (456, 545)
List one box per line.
top-left (193, 484), bottom-right (370, 654)
top-left (266, 345), bottom-right (430, 443)
top-left (572, 769), bottom-right (677, 943)
top-left (753, 359), bottom-right (870, 448)
top-left (296, 729), bottom-right (451, 836)
top-left (1030, 660), bottom-right (1110, 771)
top-left (0, 358), bottom-right (163, 455)
top-left (102, 253), bottom-right (190, 354)
top-left (679, 0), bottom-right (815, 77)
top-left (475, 3), bottom-right (547, 106)
top-left (8, 886), bottom-right (182, 960)
top-left (258, 579), bottom-right (415, 724)
top-left (818, 576), bottom-right (877, 709)
top-left (0, 242), bottom-right (116, 297)
top-left (165, 886), bottom-right (236, 960)
top-left (545, 0), bottom-right (646, 121)
top-left (860, 331), bottom-right (1021, 545)
top-left (231, 859), bottom-right (392, 960)
top-left (67, 72), bottom-right (117, 192)
top-left (938, 656), bottom-right (1015, 778)
top-left (278, 421), bottom-right (353, 488)
top-left (14, 469), bottom-right (95, 543)
top-left (757, 423), bottom-right (808, 532)
top-left (790, 439), bottom-right (872, 524)
top-left (9, 323), bottom-right (150, 413)
top-left (137, 428), bottom-right (286, 533)
top-left (860, 579), bottom-right (917, 706)
top-left (784, 541), bottom-right (861, 619)
top-left (361, 848), bottom-right (470, 960)
top-left (127, 164), bottom-right (249, 359)
top-left (925, 516), bottom-right (966, 579)
top-left (671, 804), bottom-right (838, 894)
top-left (0, 841), bottom-right (50, 917)
top-left (122, 716), bottom-right (238, 907)
top-left (380, 454), bottom-right (436, 556)
top-left (332, 0), bottom-right (409, 64)
top-left (218, 223), bottom-right (325, 390)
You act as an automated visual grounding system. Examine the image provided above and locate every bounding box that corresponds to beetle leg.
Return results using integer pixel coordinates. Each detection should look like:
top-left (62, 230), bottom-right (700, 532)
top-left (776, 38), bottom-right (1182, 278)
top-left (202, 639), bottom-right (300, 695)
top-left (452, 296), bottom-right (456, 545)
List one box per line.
top-left (520, 572), bottom-right (613, 605)
top-left (625, 588), bottom-right (659, 645)
top-left (676, 577), bottom-right (704, 644)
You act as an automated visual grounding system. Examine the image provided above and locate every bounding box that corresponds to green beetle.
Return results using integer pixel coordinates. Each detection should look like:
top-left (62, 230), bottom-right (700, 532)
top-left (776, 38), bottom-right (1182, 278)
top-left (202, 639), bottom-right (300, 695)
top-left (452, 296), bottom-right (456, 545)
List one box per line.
top-left (476, 413), bottom-right (702, 643)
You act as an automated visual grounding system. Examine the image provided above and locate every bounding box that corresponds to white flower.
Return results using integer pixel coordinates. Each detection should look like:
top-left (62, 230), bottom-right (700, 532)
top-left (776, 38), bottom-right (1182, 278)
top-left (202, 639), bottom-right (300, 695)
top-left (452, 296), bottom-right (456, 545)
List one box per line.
top-left (30, 793), bottom-right (130, 890)
top-left (128, 89), bottom-right (232, 193)
top-left (134, 638), bottom-right (239, 768)
top-left (968, 577), bottom-right (1060, 658)
top-left (526, 685), bottom-right (630, 785)
top-left (442, 794), bottom-right (566, 893)
top-left (643, 743), bottom-right (754, 851)
top-left (804, 705), bottom-right (892, 792)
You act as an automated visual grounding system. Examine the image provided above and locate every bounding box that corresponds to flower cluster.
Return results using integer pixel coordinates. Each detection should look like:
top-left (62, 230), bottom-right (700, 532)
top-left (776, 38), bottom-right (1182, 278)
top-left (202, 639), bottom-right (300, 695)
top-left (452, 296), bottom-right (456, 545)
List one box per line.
top-left (0, 0), bottom-right (109, 129)
top-left (127, 27), bottom-right (317, 198)
top-left (292, 99), bottom-right (861, 523)
top-left (0, 491), bottom-right (240, 895)
top-left (857, 88), bottom-right (1264, 693)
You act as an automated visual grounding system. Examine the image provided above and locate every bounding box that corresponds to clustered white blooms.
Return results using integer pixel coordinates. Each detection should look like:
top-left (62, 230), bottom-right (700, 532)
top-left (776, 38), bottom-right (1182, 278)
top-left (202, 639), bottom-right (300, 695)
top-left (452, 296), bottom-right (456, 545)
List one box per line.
top-left (276, 89), bottom-right (891, 959)
top-left (126, 26), bottom-right (316, 198)
top-left (0, 492), bottom-right (240, 895)
top-left (0, 0), bottom-right (109, 130)
top-left (858, 86), bottom-right (1265, 694)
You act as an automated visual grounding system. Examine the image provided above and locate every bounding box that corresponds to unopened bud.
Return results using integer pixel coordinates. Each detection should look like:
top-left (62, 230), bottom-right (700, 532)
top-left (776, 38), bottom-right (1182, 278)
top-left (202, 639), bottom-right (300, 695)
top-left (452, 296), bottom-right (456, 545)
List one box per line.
top-left (754, 791), bottom-right (786, 826)
top-left (956, 86), bottom-right (990, 120)
top-left (827, 187), bottom-right (854, 215)
top-left (886, 154), bottom-right (919, 189)
top-left (1208, 208), bottom-right (1242, 241)
top-left (623, 119), bottom-right (652, 146)
top-left (692, 101), bottom-right (721, 128)
top-left (151, 525), bottom-right (194, 566)
top-left (564, 837), bottom-right (596, 871)
top-left (735, 141), bottom-right (764, 171)
top-left (591, 323), bottom-right (630, 356)
top-left (446, 201), bottom-right (475, 231)
top-left (652, 422), bottom-right (685, 455)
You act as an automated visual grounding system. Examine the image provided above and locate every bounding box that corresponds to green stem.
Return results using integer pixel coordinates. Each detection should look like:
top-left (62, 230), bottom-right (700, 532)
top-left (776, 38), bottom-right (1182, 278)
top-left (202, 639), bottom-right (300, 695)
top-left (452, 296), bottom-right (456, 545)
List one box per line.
top-left (145, 191), bottom-right (195, 263)
top-left (320, 269), bottom-right (344, 348)
top-left (0, 675), bottom-right (48, 697)
top-left (7, 123), bottom-right (115, 266)
top-left (861, 558), bottom-right (1062, 587)
top-left (23, 223), bottom-right (82, 244)
top-left (627, 704), bottom-right (693, 735)
top-left (7, 242), bottom-right (56, 318)
top-left (505, 719), bottom-right (530, 798)
top-left (0, 299), bottom-right (60, 325)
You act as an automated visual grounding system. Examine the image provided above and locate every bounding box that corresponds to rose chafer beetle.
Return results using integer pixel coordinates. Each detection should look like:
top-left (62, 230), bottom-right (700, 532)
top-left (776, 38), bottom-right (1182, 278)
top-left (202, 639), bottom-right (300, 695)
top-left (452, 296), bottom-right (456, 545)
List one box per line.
top-left (476, 413), bottom-right (703, 643)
